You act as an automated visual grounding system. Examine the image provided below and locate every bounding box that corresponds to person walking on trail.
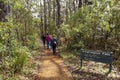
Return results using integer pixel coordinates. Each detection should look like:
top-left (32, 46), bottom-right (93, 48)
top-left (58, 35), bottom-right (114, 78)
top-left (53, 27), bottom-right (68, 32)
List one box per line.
top-left (41, 34), bottom-right (46, 48)
top-left (51, 35), bottom-right (58, 55)
top-left (46, 33), bottom-right (51, 49)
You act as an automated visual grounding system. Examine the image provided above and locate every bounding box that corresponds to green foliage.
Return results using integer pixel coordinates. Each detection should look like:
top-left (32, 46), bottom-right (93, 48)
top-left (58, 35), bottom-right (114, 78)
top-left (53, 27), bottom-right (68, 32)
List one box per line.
top-left (12, 47), bottom-right (28, 73)
top-left (0, 74), bottom-right (3, 80)
top-left (60, 23), bottom-right (71, 38)
top-left (61, 0), bottom-right (120, 51)
top-left (59, 0), bottom-right (120, 71)
top-left (0, 0), bottom-right (40, 79)
top-left (0, 23), bottom-right (28, 73)
top-left (72, 41), bottom-right (85, 50)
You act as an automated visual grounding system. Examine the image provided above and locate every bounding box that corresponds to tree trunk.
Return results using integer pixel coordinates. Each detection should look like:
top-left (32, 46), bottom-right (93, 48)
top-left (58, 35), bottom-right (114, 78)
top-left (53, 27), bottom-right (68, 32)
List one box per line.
top-left (44, 0), bottom-right (47, 34)
top-left (0, 1), bottom-right (10, 22)
top-left (39, 0), bottom-right (44, 35)
top-left (65, 1), bottom-right (68, 23)
top-left (47, 0), bottom-right (51, 33)
top-left (78, 0), bottom-right (82, 8)
top-left (56, 0), bottom-right (61, 29)
top-left (53, 0), bottom-right (56, 22)
top-left (73, 0), bottom-right (76, 12)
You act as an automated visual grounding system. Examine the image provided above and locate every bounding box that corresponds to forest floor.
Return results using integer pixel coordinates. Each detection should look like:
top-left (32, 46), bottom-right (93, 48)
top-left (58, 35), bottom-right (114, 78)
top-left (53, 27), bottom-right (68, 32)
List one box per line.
top-left (60, 51), bottom-right (120, 80)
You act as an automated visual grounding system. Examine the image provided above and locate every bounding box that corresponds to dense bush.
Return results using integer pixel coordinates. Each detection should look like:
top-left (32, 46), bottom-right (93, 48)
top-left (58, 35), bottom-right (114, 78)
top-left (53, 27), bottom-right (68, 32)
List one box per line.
top-left (60, 0), bottom-right (120, 51)
top-left (0, 8), bottom-right (40, 79)
top-left (0, 23), bottom-right (29, 74)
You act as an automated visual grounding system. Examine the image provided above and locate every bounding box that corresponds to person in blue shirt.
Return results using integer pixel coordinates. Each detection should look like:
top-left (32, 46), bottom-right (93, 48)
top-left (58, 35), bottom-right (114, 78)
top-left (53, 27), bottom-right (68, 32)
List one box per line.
top-left (50, 35), bottom-right (58, 55)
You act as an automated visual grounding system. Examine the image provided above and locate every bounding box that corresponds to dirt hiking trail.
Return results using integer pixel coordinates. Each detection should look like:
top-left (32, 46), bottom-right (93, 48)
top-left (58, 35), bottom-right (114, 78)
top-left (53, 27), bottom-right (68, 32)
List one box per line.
top-left (34, 41), bottom-right (74, 80)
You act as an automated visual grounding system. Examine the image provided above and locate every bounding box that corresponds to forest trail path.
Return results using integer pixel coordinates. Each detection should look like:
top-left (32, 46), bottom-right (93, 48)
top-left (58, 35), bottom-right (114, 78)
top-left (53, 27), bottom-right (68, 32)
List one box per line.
top-left (34, 40), bottom-right (73, 80)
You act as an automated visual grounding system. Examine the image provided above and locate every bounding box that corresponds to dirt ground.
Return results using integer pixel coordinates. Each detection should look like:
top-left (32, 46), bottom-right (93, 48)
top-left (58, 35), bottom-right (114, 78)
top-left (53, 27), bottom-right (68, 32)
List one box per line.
top-left (33, 47), bottom-right (74, 80)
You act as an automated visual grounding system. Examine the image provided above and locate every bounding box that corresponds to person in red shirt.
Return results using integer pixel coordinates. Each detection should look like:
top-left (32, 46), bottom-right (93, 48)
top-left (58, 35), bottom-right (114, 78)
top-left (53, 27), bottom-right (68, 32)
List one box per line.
top-left (46, 33), bottom-right (51, 49)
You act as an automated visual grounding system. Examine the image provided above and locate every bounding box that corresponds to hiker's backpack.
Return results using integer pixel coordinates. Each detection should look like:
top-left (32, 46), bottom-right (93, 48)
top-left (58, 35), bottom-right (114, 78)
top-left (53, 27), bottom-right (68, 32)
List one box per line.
top-left (52, 39), bottom-right (57, 46)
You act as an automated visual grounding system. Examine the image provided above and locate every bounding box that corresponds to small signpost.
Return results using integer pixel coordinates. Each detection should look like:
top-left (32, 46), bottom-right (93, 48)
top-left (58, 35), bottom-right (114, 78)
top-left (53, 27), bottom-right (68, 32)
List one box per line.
top-left (80, 49), bottom-right (113, 73)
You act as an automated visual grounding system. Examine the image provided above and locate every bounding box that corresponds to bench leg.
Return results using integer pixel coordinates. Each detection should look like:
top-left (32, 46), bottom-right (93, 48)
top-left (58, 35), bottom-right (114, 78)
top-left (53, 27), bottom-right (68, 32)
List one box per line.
top-left (81, 59), bottom-right (82, 67)
top-left (109, 64), bottom-right (112, 72)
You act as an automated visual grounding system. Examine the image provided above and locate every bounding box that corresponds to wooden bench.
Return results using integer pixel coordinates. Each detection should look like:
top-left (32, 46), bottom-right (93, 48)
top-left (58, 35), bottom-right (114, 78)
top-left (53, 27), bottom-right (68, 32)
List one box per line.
top-left (80, 49), bottom-right (113, 73)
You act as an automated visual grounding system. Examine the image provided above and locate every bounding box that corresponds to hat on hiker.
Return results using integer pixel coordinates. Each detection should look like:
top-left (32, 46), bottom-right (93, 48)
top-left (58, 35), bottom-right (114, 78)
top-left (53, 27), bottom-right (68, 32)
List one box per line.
top-left (53, 34), bottom-right (56, 37)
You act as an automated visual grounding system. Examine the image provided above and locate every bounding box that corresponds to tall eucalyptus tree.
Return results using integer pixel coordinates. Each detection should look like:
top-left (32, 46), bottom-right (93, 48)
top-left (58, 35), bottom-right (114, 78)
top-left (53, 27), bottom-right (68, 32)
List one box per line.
top-left (0, 1), bottom-right (10, 21)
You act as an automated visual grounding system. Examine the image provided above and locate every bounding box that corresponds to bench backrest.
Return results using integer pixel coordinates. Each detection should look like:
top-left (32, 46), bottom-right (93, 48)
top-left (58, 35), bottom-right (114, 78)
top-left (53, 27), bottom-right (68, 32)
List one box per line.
top-left (80, 49), bottom-right (113, 64)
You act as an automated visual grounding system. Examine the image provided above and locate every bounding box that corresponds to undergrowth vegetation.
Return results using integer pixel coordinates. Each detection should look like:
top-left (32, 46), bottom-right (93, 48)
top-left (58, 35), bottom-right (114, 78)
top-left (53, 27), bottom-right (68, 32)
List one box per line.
top-left (0, 0), bottom-right (40, 79)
